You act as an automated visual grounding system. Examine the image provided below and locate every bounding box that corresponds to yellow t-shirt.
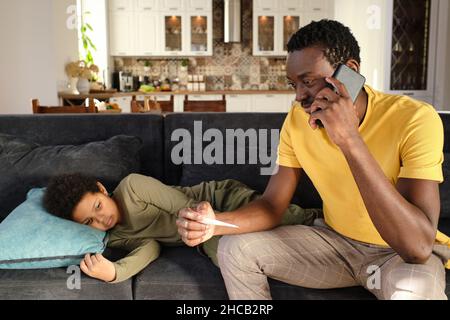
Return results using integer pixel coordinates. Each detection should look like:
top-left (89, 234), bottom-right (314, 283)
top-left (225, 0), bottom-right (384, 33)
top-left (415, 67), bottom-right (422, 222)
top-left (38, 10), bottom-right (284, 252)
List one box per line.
top-left (277, 85), bottom-right (449, 267)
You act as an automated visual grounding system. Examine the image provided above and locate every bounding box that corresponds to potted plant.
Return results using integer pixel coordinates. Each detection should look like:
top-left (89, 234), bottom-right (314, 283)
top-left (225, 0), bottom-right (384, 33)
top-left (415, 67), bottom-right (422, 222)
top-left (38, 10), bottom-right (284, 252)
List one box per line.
top-left (143, 60), bottom-right (152, 73)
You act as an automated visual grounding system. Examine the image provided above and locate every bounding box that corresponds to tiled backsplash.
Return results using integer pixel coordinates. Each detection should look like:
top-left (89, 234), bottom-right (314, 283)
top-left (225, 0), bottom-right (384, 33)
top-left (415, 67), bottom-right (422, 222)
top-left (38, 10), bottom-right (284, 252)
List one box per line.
top-left (114, 0), bottom-right (290, 91)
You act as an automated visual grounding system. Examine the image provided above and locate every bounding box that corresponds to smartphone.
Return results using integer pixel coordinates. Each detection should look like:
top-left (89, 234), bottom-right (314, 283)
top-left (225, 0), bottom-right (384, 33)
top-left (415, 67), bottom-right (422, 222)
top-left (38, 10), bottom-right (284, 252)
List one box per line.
top-left (316, 64), bottom-right (366, 127)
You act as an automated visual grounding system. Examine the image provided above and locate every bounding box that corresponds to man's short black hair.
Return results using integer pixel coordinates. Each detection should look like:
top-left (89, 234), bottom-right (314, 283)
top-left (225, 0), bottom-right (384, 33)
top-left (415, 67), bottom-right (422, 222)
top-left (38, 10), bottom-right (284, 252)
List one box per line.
top-left (44, 173), bottom-right (100, 221)
top-left (287, 19), bottom-right (361, 68)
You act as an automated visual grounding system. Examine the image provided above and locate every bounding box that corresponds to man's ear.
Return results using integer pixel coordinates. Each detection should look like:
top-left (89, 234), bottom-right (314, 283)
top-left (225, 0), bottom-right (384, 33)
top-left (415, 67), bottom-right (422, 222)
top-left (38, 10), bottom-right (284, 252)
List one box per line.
top-left (345, 59), bottom-right (361, 73)
top-left (96, 182), bottom-right (109, 196)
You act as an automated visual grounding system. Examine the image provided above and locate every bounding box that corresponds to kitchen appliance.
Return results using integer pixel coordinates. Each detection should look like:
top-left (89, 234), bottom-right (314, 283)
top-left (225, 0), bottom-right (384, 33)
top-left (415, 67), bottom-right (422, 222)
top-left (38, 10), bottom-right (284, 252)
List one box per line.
top-left (224, 0), bottom-right (241, 43)
top-left (120, 72), bottom-right (133, 92)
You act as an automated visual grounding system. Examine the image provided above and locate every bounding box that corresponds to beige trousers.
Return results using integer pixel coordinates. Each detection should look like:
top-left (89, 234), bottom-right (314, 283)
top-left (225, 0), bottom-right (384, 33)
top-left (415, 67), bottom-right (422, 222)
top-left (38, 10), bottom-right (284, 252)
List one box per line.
top-left (217, 220), bottom-right (449, 300)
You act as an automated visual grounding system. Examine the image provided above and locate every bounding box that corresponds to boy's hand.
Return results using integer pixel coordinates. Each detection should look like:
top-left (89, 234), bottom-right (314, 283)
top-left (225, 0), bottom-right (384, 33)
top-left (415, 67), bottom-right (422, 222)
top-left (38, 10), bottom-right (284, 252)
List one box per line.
top-left (80, 253), bottom-right (116, 282)
top-left (177, 201), bottom-right (215, 247)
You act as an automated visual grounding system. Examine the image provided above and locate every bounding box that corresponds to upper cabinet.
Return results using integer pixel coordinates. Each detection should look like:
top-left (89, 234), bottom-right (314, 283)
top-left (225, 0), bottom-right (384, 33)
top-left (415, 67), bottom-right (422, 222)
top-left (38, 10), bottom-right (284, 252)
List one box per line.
top-left (159, 0), bottom-right (185, 12)
top-left (253, 0), bottom-right (334, 56)
top-left (108, 0), bottom-right (212, 57)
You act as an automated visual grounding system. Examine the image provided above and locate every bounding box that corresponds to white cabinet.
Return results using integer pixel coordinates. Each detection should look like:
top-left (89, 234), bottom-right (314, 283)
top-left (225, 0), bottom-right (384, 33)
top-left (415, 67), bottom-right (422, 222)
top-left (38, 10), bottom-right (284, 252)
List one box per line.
top-left (226, 95), bottom-right (252, 112)
top-left (253, 0), bottom-right (334, 56)
top-left (137, 0), bottom-right (159, 10)
top-left (108, 0), bottom-right (212, 57)
top-left (159, 0), bottom-right (185, 12)
top-left (109, 0), bottom-right (133, 11)
top-left (226, 94), bottom-right (294, 113)
top-left (186, 12), bottom-right (213, 56)
top-left (136, 12), bottom-right (160, 56)
top-left (187, 0), bottom-right (212, 12)
top-left (254, 0), bottom-right (278, 11)
top-left (252, 94), bottom-right (291, 112)
top-left (280, 0), bottom-right (305, 11)
top-left (109, 12), bottom-right (135, 56)
top-left (109, 96), bottom-right (132, 113)
top-left (161, 13), bottom-right (185, 56)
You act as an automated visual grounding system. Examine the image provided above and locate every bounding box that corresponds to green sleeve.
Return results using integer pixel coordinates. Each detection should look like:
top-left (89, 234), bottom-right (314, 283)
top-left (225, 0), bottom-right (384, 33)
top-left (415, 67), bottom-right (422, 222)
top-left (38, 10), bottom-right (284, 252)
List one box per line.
top-left (108, 238), bottom-right (161, 283)
top-left (123, 173), bottom-right (198, 215)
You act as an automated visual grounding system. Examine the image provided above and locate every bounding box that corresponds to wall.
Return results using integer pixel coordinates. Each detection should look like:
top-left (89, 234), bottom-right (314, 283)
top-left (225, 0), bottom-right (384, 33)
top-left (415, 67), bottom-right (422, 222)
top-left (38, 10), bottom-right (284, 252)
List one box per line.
top-left (0, 0), bottom-right (78, 114)
top-left (334, 0), bottom-right (389, 91)
top-left (53, 0), bottom-right (80, 92)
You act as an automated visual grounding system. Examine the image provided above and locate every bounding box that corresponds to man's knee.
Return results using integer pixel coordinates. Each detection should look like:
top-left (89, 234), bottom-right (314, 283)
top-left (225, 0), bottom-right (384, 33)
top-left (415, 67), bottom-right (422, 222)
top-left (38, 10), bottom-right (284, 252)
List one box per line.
top-left (383, 265), bottom-right (447, 300)
top-left (217, 234), bottom-right (259, 269)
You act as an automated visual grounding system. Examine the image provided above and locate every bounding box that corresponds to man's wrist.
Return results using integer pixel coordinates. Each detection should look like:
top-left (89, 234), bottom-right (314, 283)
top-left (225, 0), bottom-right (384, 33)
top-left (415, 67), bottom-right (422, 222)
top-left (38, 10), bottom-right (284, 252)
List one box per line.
top-left (338, 134), bottom-right (364, 154)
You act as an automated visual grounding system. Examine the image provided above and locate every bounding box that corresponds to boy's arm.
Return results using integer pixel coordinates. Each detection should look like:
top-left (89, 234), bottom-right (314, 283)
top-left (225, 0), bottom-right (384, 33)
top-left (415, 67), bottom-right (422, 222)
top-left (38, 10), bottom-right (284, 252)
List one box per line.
top-left (108, 238), bottom-right (161, 283)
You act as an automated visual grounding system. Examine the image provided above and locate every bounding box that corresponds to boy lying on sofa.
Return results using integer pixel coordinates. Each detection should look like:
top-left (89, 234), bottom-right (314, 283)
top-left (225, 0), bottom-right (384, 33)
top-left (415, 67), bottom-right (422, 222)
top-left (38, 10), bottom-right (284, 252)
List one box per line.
top-left (43, 173), bottom-right (320, 283)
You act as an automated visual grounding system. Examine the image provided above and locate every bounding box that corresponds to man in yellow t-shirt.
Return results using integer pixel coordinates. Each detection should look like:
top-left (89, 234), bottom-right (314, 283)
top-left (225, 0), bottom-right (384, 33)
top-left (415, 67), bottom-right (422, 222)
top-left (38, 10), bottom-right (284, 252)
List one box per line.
top-left (177, 20), bottom-right (450, 300)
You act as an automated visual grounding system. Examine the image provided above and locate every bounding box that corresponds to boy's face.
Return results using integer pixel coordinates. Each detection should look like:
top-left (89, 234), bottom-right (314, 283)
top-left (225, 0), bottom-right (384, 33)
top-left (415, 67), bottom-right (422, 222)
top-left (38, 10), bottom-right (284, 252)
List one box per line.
top-left (72, 187), bottom-right (121, 231)
top-left (286, 46), bottom-right (335, 114)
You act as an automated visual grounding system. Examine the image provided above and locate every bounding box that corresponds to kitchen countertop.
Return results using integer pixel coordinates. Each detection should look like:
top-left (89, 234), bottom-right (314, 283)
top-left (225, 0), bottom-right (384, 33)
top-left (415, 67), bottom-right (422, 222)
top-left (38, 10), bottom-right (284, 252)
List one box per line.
top-left (58, 90), bottom-right (295, 99)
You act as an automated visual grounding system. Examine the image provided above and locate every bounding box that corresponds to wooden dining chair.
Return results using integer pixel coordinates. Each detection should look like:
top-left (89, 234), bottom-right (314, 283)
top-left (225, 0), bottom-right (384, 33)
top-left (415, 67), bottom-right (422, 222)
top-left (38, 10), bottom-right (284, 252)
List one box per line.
top-left (131, 95), bottom-right (174, 113)
top-left (32, 98), bottom-right (97, 114)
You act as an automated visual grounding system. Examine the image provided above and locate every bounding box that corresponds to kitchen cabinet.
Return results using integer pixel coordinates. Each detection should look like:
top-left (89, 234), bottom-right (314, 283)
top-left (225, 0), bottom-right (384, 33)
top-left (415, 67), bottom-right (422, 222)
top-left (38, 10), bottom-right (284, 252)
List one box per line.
top-left (253, 0), bottom-right (334, 56)
top-left (161, 13), bottom-right (185, 55)
top-left (186, 0), bottom-right (212, 12)
top-left (187, 13), bottom-right (213, 56)
top-left (136, 12), bottom-right (160, 56)
top-left (109, 0), bottom-right (133, 11)
top-left (226, 94), bottom-right (294, 113)
top-left (109, 11), bottom-right (135, 56)
top-left (108, 0), bottom-right (212, 57)
top-left (252, 94), bottom-right (293, 113)
top-left (109, 96), bottom-right (133, 113)
top-left (384, 0), bottom-right (438, 104)
top-left (254, 0), bottom-right (279, 11)
top-left (159, 0), bottom-right (185, 12)
top-left (226, 95), bottom-right (252, 112)
top-left (137, 0), bottom-right (159, 10)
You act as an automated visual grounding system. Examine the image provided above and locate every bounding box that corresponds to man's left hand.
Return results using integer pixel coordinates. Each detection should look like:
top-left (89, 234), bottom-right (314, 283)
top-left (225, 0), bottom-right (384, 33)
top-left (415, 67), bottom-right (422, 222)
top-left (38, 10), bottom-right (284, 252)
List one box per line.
top-left (309, 77), bottom-right (361, 148)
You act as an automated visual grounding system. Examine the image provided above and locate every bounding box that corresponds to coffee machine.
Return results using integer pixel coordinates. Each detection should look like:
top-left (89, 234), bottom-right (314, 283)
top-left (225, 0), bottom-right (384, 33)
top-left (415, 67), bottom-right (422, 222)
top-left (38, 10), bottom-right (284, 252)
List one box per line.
top-left (120, 72), bottom-right (134, 92)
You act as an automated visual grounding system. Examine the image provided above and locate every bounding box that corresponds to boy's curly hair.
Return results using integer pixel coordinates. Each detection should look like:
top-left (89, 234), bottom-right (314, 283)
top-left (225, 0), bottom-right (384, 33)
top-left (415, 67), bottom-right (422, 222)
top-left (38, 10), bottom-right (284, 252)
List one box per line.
top-left (44, 173), bottom-right (100, 220)
top-left (287, 19), bottom-right (361, 68)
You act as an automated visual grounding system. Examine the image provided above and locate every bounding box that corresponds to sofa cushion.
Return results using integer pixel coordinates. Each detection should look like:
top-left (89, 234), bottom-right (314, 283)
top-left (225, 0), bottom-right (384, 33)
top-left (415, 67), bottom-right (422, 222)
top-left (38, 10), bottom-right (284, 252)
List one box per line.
top-left (0, 189), bottom-right (107, 269)
top-left (0, 133), bottom-right (142, 221)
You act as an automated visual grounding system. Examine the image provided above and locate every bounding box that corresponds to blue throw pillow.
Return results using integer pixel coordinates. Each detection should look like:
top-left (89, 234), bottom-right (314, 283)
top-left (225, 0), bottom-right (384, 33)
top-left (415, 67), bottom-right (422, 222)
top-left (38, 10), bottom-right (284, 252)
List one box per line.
top-left (0, 188), bottom-right (108, 269)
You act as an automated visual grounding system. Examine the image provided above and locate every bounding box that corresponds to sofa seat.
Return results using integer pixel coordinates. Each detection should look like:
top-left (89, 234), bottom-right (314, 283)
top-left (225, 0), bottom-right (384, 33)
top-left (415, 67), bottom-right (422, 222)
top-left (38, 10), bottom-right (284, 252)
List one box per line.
top-left (0, 268), bottom-right (133, 300)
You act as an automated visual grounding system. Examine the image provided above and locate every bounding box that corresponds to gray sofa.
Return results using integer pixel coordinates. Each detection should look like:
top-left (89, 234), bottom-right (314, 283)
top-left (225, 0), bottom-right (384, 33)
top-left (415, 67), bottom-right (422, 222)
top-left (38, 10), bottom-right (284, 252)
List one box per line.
top-left (0, 112), bottom-right (448, 300)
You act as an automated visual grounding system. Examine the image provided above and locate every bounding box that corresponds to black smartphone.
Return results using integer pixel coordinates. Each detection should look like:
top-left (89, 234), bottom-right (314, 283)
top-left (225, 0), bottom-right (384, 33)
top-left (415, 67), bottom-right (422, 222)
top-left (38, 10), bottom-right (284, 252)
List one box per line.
top-left (316, 64), bottom-right (366, 127)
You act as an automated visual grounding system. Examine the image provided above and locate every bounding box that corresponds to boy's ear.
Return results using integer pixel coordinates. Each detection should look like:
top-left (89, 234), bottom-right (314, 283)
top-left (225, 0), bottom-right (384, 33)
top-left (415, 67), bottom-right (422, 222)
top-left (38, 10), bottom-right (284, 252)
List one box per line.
top-left (96, 182), bottom-right (109, 196)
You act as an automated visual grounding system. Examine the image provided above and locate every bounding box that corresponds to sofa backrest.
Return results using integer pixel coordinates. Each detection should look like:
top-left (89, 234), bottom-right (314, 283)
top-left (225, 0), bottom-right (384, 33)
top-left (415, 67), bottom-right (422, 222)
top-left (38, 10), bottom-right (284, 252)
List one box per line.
top-left (440, 112), bottom-right (450, 219)
top-left (0, 114), bottom-right (164, 220)
top-left (164, 113), bottom-right (322, 209)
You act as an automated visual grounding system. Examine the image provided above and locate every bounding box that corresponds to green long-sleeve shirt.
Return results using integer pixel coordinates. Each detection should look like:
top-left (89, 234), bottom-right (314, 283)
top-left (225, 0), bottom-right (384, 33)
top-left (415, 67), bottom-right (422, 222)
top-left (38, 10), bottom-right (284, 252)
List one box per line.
top-left (108, 174), bottom-right (318, 283)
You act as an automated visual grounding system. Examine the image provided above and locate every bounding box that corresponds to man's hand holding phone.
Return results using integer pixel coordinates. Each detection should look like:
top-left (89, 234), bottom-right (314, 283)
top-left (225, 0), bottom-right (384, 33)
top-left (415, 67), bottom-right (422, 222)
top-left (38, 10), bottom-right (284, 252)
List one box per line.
top-left (309, 74), bottom-right (363, 149)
